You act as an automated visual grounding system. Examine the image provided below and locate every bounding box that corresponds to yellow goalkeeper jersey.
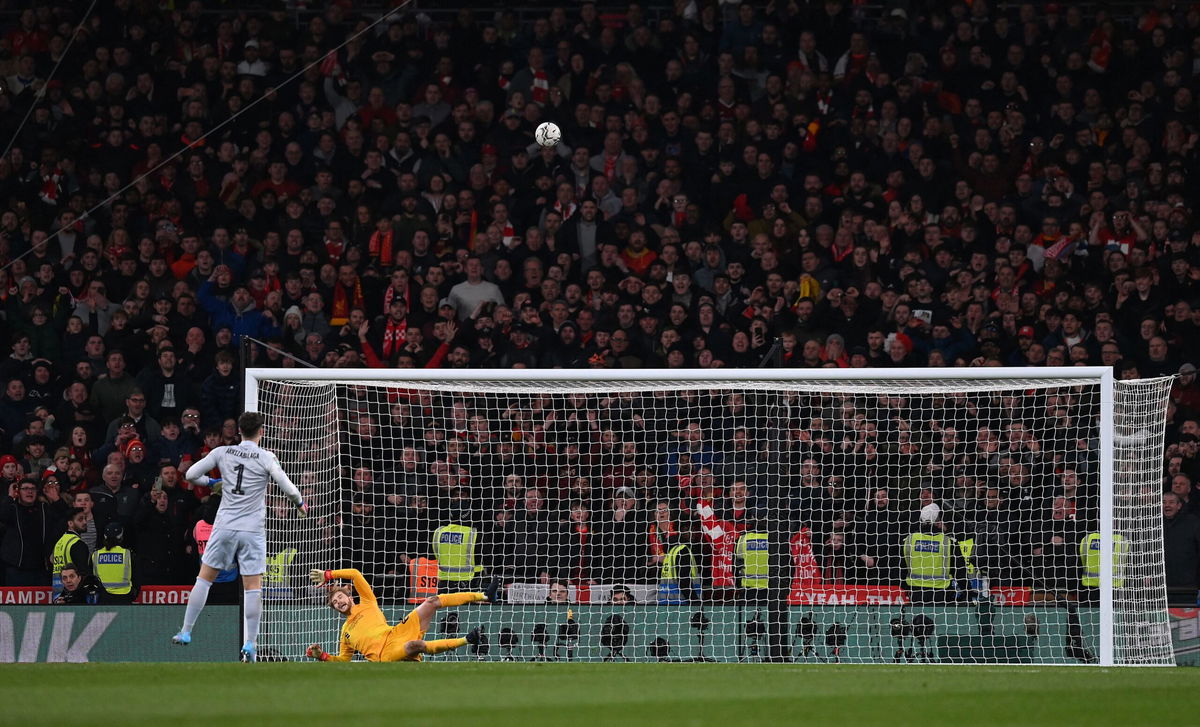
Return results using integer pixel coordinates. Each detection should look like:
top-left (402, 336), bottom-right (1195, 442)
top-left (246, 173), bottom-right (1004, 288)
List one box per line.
top-left (326, 569), bottom-right (392, 662)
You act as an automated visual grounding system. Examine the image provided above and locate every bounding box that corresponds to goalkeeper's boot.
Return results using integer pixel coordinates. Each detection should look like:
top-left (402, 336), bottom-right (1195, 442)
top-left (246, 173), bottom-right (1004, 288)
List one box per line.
top-left (466, 627), bottom-right (483, 646)
top-left (240, 641), bottom-right (257, 663)
top-left (1065, 636), bottom-right (1096, 664)
top-left (171, 631), bottom-right (191, 646)
top-left (484, 576), bottom-right (502, 604)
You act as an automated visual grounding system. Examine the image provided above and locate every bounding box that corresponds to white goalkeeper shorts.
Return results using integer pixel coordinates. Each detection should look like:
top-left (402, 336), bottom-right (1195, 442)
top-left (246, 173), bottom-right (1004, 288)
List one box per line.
top-left (202, 528), bottom-right (266, 576)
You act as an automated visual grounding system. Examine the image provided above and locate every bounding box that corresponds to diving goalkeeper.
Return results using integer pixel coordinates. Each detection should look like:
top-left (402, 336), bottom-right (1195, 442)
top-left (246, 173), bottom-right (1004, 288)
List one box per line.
top-left (305, 568), bottom-right (498, 662)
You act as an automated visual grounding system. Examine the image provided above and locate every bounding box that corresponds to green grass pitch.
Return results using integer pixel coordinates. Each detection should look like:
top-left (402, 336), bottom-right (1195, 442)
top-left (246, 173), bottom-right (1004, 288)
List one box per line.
top-left (4, 663), bottom-right (1197, 726)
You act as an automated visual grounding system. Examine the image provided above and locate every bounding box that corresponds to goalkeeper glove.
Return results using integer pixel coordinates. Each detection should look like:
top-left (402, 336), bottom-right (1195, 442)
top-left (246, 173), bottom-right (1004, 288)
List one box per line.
top-left (208, 478), bottom-right (222, 495)
top-left (306, 643), bottom-right (329, 661)
top-left (296, 500), bottom-right (308, 518)
top-left (309, 569), bottom-right (330, 585)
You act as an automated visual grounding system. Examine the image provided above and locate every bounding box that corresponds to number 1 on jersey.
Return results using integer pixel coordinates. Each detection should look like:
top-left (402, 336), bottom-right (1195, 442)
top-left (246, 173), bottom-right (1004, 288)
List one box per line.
top-left (232, 464), bottom-right (246, 495)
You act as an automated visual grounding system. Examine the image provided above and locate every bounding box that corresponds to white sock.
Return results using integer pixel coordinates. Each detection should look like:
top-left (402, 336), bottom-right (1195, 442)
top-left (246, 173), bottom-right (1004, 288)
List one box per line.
top-left (182, 577), bottom-right (212, 633)
top-left (244, 589), bottom-right (263, 646)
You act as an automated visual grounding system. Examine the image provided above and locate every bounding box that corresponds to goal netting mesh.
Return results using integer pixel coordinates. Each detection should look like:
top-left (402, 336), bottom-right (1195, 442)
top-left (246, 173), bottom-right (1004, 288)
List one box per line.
top-left (252, 372), bottom-right (1174, 665)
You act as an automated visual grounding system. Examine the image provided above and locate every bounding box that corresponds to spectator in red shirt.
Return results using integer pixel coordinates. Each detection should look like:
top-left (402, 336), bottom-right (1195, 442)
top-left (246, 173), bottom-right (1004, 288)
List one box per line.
top-left (250, 161), bottom-right (302, 202)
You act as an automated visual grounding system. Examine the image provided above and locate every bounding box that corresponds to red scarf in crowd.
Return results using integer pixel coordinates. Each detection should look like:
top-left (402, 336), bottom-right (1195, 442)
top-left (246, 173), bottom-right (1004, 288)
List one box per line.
top-left (531, 69), bottom-right (549, 104)
top-left (816, 90), bottom-right (833, 117)
top-left (553, 200), bottom-right (577, 221)
top-left (39, 166), bottom-right (63, 206)
top-left (382, 318), bottom-right (408, 359)
top-left (369, 229), bottom-right (395, 267)
top-left (604, 154), bottom-right (618, 180)
top-left (330, 280), bottom-right (364, 326)
top-left (325, 236), bottom-right (346, 264)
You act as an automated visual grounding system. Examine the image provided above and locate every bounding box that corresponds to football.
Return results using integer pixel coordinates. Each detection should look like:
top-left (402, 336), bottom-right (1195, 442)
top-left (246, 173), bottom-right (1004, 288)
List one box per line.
top-left (535, 121), bottom-right (561, 147)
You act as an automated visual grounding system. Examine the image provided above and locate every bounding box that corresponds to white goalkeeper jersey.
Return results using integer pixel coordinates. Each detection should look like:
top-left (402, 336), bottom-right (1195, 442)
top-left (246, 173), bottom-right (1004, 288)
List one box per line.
top-left (185, 440), bottom-right (301, 533)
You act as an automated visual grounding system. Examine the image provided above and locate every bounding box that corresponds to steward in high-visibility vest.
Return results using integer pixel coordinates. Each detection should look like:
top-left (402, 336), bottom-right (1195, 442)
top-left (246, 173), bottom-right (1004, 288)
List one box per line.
top-left (52, 508), bottom-right (91, 595)
top-left (735, 532), bottom-right (770, 589)
top-left (658, 541), bottom-right (699, 604)
top-left (904, 532), bottom-right (952, 588)
top-left (264, 548), bottom-right (298, 591)
top-left (1080, 532), bottom-right (1128, 588)
top-left (902, 504), bottom-right (959, 603)
top-left (408, 557), bottom-right (439, 603)
top-left (432, 524), bottom-right (482, 583)
top-left (91, 522), bottom-right (135, 602)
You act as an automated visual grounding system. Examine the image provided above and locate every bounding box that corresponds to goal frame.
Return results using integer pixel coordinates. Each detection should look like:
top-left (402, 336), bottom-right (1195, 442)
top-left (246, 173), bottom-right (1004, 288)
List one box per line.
top-left (245, 366), bottom-right (1140, 666)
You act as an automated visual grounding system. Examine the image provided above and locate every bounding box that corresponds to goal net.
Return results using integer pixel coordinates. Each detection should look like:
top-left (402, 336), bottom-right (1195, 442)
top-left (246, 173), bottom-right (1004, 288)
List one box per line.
top-left (247, 368), bottom-right (1174, 666)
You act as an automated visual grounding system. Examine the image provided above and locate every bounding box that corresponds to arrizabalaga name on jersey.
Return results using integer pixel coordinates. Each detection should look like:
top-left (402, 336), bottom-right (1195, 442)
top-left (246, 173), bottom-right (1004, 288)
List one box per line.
top-left (184, 441), bottom-right (301, 533)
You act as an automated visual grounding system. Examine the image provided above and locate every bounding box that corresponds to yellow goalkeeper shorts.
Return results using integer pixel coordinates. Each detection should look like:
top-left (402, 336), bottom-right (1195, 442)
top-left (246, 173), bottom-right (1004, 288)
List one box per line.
top-left (380, 608), bottom-right (427, 662)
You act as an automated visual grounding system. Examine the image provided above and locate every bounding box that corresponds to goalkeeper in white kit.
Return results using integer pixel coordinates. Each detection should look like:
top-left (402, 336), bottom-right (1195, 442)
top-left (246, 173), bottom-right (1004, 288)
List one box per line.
top-left (172, 411), bottom-right (307, 662)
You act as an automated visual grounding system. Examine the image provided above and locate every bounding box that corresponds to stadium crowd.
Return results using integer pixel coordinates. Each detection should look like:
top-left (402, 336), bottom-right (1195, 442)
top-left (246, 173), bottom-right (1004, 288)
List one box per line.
top-left (0, 0), bottom-right (1198, 604)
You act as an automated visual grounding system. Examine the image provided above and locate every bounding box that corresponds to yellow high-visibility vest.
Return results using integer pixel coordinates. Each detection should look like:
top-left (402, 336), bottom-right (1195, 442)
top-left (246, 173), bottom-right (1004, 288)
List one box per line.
top-left (904, 532), bottom-right (951, 589)
top-left (52, 532), bottom-right (83, 592)
top-left (658, 543), bottom-right (699, 603)
top-left (735, 532), bottom-right (770, 589)
top-left (264, 548), bottom-right (298, 586)
top-left (432, 524), bottom-right (481, 582)
top-left (92, 546), bottom-right (132, 595)
top-left (1080, 532), bottom-right (1128, 587)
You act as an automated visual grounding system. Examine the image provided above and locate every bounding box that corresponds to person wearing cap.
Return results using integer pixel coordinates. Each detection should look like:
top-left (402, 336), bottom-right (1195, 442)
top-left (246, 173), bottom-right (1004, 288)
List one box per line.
top-left (91, 521), bottom-right (137, 603)
top-left (1007, 325), bottom-right (1038, 365)
top-left (902, 503), bottom-right (965, 604)
top-left (360, 295), bottom-right (410, 367)
top-left (122, 437), bottom-right (156, 489)
top-left (237, 39), bottom-right (268, 77)
top-left (500, 325), bottom-right (540, 368)
top-left (23, 358), bottom-right (57, 405)
top-left (92, 414), bottom-right (139, 468)
top-left (493, 107), bottom-right (528, 153)
top-left (542, 320), bottom-right (587, 368)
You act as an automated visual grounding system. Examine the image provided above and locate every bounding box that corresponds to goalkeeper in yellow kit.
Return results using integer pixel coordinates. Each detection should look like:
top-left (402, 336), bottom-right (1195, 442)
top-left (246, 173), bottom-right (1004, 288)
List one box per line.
top-left (304, 568), bottom-right (498, 662)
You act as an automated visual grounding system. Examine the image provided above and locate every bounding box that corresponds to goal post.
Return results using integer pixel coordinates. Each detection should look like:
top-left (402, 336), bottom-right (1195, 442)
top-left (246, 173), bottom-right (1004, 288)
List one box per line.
top-left (245, 367), bottom-right (1174, 666)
